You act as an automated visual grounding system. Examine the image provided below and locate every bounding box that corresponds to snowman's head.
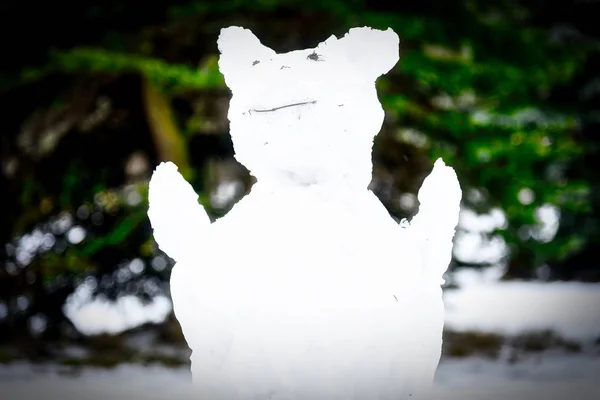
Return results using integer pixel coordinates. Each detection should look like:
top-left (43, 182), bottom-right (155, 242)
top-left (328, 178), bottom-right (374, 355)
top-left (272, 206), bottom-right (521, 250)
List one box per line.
top-left (218, 26), bottom-right (399, 189)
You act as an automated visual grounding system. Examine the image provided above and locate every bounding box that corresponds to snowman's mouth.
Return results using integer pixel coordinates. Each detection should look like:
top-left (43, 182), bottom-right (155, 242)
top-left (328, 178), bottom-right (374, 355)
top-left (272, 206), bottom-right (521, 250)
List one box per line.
top-left (249, 100), bottom-right (317, 114)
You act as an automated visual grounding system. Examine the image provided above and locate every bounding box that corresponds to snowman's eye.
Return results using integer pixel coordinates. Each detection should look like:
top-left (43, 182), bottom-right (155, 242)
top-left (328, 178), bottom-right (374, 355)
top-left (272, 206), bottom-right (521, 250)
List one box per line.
top-left (307, 52), bottom-right (324, 61)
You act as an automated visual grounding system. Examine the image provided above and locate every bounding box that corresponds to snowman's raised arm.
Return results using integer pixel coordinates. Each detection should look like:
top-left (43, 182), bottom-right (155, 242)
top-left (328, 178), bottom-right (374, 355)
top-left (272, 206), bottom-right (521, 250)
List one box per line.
top-left (148, 162), bottom-right (211, 262)
top-left (408, 158), bottom-right (462, 284)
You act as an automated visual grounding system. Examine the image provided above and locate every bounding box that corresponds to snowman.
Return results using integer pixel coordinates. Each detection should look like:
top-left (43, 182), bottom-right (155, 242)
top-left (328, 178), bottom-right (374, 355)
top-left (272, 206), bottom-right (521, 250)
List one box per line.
top-left (148, 26), bottom-right (462, 399)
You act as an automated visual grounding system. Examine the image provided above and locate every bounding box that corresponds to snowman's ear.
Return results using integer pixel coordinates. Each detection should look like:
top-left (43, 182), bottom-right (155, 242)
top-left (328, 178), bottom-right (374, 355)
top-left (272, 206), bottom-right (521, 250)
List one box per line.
top-left (337, 27), bottom-right (400, 79)
top-left (217, 26), bottom-right (276, 88)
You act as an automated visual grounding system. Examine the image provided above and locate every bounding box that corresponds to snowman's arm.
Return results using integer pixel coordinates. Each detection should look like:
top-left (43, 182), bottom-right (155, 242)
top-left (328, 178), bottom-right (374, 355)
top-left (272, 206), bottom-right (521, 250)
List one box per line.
top-left (148, 162), bottom-right (212, 262)
top-left (408, 158), bottom-right (462, 284)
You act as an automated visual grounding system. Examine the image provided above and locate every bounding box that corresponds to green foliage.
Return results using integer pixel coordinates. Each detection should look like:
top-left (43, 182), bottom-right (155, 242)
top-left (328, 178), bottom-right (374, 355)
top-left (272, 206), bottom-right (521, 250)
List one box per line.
top-left (3, 0), bottom-right (598, 286)
top-left (49, 48), bottom-right (224, 93)
top-left (79, 208), bottom-right (147, 258)
top-left (358, 7), bottom-right (595, 272)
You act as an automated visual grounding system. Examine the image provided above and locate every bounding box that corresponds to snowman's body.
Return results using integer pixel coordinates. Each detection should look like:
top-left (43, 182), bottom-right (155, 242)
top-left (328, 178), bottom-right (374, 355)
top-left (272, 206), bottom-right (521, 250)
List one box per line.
top-left (148, 26), bottom-right (461, 399)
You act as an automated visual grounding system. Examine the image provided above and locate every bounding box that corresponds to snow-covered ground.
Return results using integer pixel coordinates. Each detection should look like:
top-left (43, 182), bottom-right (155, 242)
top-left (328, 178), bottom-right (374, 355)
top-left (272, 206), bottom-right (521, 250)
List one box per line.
top-left (445, 277), bottom-right (600, 343)
top-left (1, 353), bottom-right (599, 400)
top-left (4, 269), bottom-right (599, 400)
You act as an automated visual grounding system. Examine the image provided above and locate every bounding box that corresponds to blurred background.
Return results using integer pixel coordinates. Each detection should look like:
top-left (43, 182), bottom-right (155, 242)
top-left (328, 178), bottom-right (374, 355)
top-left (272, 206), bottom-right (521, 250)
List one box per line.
top-left (1, 0), bottom-right (600, 397)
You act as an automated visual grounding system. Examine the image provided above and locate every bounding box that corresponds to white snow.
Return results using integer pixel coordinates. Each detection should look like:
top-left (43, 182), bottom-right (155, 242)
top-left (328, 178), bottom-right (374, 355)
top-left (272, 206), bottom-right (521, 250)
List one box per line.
top-left (2, 355), bottom-right (600, 400)
top-left (60, 203), bottom-right (597, 343)
top-left (210, 179), bottom-right (244, 209)
top-left (445, 277), bottom-right (600, 343)
top-left (63, 280), bottom-right (172, 336)
top-left (143, 26), bottom-right (462, 399)
top-left (147, 161), bottom-right (212, 262)
top-left (453, 208), bottom-right (508, 266)
top-left (61, 266), bottom-right (600, 344)
top-left (453, 203), bottom-right (560, 266)
top-left (218, 26), bottom-right (399, 191)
